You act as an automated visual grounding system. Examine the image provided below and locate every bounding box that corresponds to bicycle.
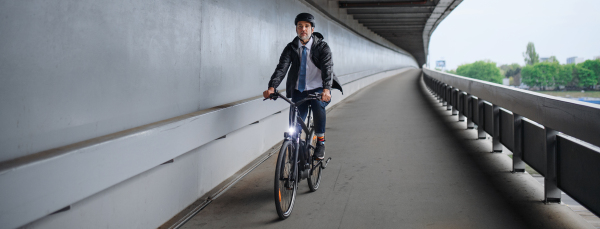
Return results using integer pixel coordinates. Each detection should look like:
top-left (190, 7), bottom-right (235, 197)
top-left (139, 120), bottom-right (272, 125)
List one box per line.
top-left (264, 90), bottom-right (332, 219)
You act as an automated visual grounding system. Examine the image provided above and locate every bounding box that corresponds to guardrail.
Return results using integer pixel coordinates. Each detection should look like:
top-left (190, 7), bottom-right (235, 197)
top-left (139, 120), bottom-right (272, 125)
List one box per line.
top-left (422, 68), bottom-right (600, 217)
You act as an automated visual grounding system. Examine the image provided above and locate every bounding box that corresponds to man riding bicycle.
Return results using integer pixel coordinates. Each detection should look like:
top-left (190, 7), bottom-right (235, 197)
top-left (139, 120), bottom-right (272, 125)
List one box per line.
top-left (263, 13), bottom-right (343, 160)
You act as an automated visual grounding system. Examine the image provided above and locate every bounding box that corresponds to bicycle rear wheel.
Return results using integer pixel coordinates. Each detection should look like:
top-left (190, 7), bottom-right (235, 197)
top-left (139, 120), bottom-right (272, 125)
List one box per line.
top-left (274, 140), bottom-right (297, 219)
top-left (307, 130), bottom-right (323, 192)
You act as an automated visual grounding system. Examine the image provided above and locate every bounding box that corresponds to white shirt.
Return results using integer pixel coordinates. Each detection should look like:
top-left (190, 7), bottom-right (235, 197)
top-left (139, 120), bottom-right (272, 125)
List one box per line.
top-left (296, 37), bottom-right (323, 91)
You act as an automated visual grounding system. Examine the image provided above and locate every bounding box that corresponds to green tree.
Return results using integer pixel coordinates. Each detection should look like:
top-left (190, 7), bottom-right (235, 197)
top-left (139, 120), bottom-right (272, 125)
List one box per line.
top-left (557, 64), bottom-right (574, 87)
top-left (499, 64), bottom-right (510, 75)
top-left (445, 69), bottom-right (457, 74)
top-left (455, 60), bottom-right (503, 84)
top-left (536, 62), bottom-right (560, 89)
top-left (499, 63), bottom-right (522, 86)
top-left (575, 64), bottom-right (598, 88)
top-left (523, 42), bottom-right (539, 66)
top-left (580, 59), bottom-right (600, 83)
top-left (521, 62), bottom-right (562, 90)
top-left (548, 56), bottom-right (559, 63)
top-left (504, 64), bottom-right (522, 77)
top-left (521, 64), bottom-right (542, 88)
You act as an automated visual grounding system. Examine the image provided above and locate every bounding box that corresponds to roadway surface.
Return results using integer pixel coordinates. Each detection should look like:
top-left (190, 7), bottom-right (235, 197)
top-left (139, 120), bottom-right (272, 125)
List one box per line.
top-left (180, 69), bottom-right (594, 229)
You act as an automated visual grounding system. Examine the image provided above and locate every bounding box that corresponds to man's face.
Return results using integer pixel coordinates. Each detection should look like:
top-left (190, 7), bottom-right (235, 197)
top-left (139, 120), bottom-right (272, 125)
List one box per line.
top-left (296, 21), bottom-right (314, 41)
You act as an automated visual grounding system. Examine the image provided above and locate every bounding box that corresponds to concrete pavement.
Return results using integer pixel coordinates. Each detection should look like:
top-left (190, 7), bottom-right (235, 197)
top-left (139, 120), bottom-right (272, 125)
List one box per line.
top-left (178, 69), bottom-right (594, 229)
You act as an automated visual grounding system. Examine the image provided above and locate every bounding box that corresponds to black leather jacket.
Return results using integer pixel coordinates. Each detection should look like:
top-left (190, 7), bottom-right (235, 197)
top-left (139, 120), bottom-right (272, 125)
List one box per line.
top-left (268, 32), bottom-right (343, 98)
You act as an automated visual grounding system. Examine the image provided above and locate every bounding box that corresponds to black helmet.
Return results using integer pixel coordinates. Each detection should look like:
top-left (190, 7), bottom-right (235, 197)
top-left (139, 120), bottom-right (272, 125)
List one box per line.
top-left (295, 13), bottom-right (315, 27)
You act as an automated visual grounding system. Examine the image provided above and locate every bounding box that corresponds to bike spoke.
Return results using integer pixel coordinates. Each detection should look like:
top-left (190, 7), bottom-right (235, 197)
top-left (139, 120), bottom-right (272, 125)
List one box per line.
top-left (275, 142), bottom-right (296, 218)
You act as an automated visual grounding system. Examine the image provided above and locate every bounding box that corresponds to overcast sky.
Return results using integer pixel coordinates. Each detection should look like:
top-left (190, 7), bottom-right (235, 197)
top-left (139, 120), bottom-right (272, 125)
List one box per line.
top-left (428, 0), bottom-right (600, 70)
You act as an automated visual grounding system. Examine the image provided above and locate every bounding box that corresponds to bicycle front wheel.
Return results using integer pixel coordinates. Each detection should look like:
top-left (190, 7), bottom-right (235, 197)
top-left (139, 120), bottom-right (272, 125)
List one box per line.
top-left (274, 140), bottom-right (297, 219)
top-left (307, 130), bottom-right (323, 192)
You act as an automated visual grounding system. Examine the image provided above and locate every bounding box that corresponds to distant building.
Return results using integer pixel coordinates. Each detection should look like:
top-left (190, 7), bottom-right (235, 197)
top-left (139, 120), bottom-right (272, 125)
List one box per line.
top-left (539, 57), bottom-right (549, 62)
top-left (595, 56), bottom-right (600, 60)
top-left (502, 78), bottom-right (509, 86)
top-left (567, 56), bottom-right (584, 64)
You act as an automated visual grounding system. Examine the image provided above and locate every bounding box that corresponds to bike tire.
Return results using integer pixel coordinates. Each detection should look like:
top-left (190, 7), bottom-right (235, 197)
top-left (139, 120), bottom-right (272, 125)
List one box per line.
top-left (274, 140), bottom-right (297, 219)
top-left (307, 129), bottom-right (323, 192)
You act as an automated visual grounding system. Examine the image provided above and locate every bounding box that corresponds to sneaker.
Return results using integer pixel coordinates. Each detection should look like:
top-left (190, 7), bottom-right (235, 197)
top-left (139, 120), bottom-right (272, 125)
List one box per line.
top-left (314, 142), bottom-right (325, 160)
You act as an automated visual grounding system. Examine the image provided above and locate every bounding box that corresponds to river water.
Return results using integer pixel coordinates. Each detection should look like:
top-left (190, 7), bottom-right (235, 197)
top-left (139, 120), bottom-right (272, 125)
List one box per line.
top-left (573, 97), bottom-right (600, 104)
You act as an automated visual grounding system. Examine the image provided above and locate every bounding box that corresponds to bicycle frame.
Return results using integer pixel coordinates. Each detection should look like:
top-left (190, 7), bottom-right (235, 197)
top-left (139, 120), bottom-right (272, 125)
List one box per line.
top-left (288, 102), bottom-right (312, 183)
top-left (287, 96), bottom-right (330, 185)
top-left (269, 92), bottom-right (317, 186)
top-left (267, 90), bottom-right (332, 219)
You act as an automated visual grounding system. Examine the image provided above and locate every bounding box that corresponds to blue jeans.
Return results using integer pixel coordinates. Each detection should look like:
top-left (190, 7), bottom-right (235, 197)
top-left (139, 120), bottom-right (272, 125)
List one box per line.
top-left (291, 88), bottom-right (330, 134)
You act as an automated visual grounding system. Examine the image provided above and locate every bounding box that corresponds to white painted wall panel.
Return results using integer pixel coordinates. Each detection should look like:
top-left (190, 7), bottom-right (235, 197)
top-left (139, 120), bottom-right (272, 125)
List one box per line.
top-left (21, 68), bottom-right (413, 229)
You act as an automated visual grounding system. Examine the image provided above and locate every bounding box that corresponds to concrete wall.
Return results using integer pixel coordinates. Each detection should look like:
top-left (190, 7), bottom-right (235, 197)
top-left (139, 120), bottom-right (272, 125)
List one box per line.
top-left (0, 0), bottom-right (415, 161)
top-left (0, 0), bottom-right (417, 228)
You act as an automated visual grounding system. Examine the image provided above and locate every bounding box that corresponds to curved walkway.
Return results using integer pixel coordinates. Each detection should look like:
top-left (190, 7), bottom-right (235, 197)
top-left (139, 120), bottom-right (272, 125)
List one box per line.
top-left (179, 69), bottom-right (593, 229)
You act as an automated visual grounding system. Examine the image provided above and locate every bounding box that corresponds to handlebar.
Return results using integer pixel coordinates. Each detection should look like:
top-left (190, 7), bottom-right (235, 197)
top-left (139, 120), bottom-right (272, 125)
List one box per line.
top-left (263, 89), bottom-right (282, 101)
top-left (263, 90), bottom-right (321, 107)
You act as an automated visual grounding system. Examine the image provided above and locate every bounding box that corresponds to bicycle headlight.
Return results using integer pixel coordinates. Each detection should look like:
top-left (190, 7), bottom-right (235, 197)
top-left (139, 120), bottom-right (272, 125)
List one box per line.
top-left (288, 127), bottom-right (295, 134)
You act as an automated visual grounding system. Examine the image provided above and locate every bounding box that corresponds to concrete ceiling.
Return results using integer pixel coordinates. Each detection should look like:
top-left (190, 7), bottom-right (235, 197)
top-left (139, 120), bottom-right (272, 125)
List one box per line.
top-left (339, 0), bottom-right (463, 67)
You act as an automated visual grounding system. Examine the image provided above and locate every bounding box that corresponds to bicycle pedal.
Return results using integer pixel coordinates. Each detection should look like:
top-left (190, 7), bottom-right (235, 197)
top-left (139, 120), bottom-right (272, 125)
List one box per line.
top-left (321, 157), bottom-right (332, 169)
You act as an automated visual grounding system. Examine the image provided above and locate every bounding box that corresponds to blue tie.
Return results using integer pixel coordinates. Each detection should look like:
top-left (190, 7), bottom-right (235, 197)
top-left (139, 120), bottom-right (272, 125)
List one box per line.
top-left (298, 46), bottom-right (307, 92)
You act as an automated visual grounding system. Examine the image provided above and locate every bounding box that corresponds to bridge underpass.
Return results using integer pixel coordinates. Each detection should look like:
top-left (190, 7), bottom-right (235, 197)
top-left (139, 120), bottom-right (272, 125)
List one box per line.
top-left (2, 1), bottom-right (600, 228)
top-left (171, 69), bottom-right (594, 229)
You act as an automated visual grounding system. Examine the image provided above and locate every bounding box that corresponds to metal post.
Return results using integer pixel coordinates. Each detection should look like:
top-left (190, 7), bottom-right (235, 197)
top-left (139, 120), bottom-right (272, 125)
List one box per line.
top-left (447, 87), bottom-right (452, 111)
top-left (466, 94), bottom-right (475, 129)
top-left (512, 114), bottom-right (525, 172)
top-left (452, 89), bottom-right (458, 115)
top-left (443, 86), bottom-right (448, 106)
top-left (442, 85), bottom-right (448, 106)
top-left (429, 78), bottom-right (433, 93)
top-left (544, 127), bottom-right (560, 203)
top-left (438, 82), bottom-right (442, 102)
top-left (477, 99), bottom-right (486, 139)
top-left (492, 104), bottom-right (502, 152)
top-left (437, 82), bottom-right (441, 101)
top-left (458, 92), bottom-right (465, 121)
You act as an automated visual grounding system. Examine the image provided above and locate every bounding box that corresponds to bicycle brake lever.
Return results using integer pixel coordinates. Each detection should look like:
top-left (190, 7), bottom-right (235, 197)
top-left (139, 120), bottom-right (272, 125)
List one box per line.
top-left (313, 93), bottom-right (322, 101)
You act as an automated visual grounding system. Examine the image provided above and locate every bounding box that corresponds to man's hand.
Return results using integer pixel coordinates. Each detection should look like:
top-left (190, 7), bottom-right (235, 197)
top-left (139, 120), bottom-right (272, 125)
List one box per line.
top-left (263, 87), bottom-right (275, 99)
top-left (321, 89), bottom-right (331, 102)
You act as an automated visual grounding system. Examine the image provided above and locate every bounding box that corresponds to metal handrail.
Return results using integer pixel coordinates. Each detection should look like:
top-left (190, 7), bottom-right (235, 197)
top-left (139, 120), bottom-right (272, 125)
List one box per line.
top-left (423, 68), bottom-right (600, 148)
top-left (423, 68), bottom-right (600, 217)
